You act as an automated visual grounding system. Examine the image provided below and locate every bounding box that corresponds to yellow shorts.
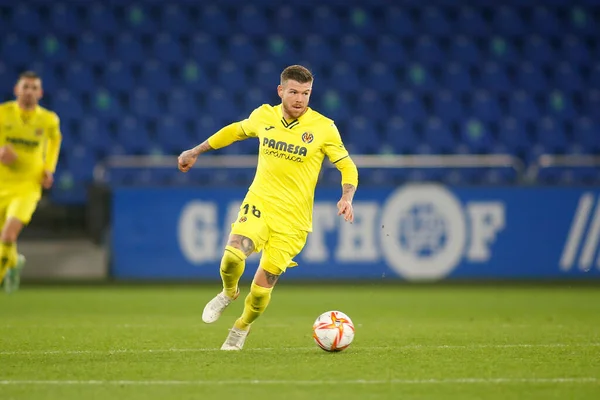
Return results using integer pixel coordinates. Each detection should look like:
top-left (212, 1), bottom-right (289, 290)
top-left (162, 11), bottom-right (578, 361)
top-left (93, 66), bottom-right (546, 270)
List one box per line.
top-left (230, 192), bottom-right (308, 276)
top-left (0, 181), bottom-right (41, 227)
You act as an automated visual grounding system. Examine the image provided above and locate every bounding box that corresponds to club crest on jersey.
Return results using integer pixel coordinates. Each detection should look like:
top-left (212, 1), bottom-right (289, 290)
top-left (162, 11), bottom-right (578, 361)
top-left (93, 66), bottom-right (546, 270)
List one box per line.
top-left (35, 128), bottom-right (43, 136)
top-left (301, 132), bottom-right (314, 144)
top-left (238, 216), bottom-right (247, 223)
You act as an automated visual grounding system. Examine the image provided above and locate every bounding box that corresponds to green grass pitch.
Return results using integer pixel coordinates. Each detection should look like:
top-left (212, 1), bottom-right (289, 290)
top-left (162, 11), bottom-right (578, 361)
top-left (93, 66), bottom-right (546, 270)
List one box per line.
top-left (1, 283), bottom-right (599, 399)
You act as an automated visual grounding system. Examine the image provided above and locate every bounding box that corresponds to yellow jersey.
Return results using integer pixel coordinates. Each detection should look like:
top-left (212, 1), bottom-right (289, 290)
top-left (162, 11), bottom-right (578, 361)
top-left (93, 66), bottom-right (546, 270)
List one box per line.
top-left (209, 104), bottom-right (358, 232)
top-left (0, 101), bottom-right (62, 184)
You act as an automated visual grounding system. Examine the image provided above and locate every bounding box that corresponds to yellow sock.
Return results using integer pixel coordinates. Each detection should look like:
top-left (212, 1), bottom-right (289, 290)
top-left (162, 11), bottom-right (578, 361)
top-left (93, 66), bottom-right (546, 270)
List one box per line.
top-left (234, 282), bottom-right (273, 330)
top-left (0, 241), bottom-right (16, 282)
top-left (220, 246), bottom-right (246, 298)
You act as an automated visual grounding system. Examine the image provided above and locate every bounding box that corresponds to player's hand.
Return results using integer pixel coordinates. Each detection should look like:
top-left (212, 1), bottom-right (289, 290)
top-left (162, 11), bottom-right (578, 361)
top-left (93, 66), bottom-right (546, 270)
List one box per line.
top-left (42, 170), bottom-right (54, 189)
top-left (337, 198), bottom-right (354, 223)
top-left (0, 145), bottom-right (17, 165)
top-left (178, 149), bottom-right (198, 173)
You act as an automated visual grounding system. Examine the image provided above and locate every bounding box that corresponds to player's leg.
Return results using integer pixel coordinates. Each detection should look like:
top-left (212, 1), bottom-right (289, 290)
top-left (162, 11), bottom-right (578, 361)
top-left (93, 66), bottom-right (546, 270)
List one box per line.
top-left (202, 196), bottom-right (269, 323)
top-left (201, 234), bottom-right (255, 323)
top-left (0, 217), bottom-right (25, 292)
top-left (220, 230), bottom-right (308, 351)
top-left (1, 193), bottom-right (38, 293)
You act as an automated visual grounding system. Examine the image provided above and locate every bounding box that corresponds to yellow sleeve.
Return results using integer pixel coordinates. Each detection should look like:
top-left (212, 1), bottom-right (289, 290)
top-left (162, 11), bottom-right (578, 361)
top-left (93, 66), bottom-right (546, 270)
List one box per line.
top-left (44, 113), bottom-right (62, 173)
top-left (323, 123), bottom-right (358, 187)
top-left (207, 107), bottom-right (261, 150)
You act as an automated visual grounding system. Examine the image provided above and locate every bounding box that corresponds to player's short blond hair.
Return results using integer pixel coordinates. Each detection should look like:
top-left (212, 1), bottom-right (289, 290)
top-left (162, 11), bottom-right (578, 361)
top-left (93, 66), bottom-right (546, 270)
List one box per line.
top-left (18, 71), bottom-right (41, 81)
top-left (280, 65), bottom-right (313, 85)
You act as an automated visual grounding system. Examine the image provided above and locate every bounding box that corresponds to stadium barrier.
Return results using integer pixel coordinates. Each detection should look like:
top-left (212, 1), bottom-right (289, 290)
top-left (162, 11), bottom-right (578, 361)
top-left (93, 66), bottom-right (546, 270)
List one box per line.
top-left (110, 183), bottom-right (600, 281)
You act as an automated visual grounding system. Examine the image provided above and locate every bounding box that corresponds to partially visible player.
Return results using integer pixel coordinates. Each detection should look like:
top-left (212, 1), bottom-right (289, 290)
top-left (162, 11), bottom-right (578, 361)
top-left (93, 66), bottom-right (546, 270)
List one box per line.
top-left (178, 65), bottom-right (358, 350)
top-left (0, 71), bottom-right (62, 293)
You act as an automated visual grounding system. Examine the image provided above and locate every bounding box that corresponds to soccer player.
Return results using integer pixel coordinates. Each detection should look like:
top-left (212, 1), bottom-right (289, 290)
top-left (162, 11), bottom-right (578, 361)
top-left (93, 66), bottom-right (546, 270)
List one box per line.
top-left (0, 71), bottom-right (62, 293)
top-left (178, 65), bottom-right (358, 351)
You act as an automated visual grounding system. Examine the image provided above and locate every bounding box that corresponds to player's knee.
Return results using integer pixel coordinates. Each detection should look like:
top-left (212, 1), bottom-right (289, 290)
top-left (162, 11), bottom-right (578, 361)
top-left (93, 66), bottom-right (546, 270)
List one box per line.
top-left (220, 245), bottom-right (247, 272)
top-left (249, 281), bottom-right (273, 302)
top-left (1, 218), bottom-right (24, 242)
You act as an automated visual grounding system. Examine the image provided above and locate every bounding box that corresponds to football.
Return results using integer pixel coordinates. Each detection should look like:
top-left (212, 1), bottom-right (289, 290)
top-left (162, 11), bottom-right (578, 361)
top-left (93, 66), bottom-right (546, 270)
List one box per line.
top-left (312, 310), bottom-right (355, 352)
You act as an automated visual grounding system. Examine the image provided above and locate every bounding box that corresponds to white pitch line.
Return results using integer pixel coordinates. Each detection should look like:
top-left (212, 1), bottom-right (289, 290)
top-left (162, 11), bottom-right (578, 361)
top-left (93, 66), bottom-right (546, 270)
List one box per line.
top-left (0, 343), bottom-right (599, 356)
top-left (0, 378), bottom-right (597, 386)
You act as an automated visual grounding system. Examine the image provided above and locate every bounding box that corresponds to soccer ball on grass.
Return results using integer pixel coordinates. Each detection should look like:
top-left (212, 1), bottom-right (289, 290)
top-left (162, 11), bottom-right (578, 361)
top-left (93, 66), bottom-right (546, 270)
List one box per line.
top-left (312, 310), bottom-right (355, 352)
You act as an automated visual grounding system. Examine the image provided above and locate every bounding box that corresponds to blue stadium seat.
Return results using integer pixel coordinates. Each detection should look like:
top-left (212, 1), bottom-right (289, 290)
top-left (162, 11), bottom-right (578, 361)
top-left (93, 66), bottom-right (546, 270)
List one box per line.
top-left (478, 62), bottom-right (510, 93)
top-left (166, 88), bottom-right (195, 119)
top-left (227, 35), bottom-right (260, 66)
top-left (320, 89), bottom-right (351, 123)
top-left (11, 5), bottom-right (42, 36)
top-left (116, 117), bottom-right (151, 155)
top-left (375, 36), bottom-right (406, 67)
top-left (237, 5), bottom-right (269, 37)
top-left (532, 6), bottom-right (562, 36)
top-left (419, 6), bottom-right (452, 37)
top-left (156, 117), bottom-right (189, 154)
top-left (274, 6), bottom-right (306, 38)
top-left (485, 36), bottom-right (518, 66)
top-left (77, 33), bottom-right (108, 65)
top-left (123, 4), bottom-right (156, 35)
top-left (91, 89), bottom-right (120, 120)
top-left (1, 34), bottom-right (31, 65)
top-left (590, 65), bottom-right (600, 91)
top-left (152, 34), bottom-right (184, 64)
top-left (459, 118), bottom-right (494, 153)
top-left (339, 36), bottom-right (371, 67)
top-left (200, 5), bottom-right (230, 36)
top-left (498, 117), bottom-right (532, 154)
top-left (534, 117), bottom-right (568, 154)
top-left (139, 61), bottom-right (172, 92)
top-left (522, 35), bottom-right (555, 65)
top-left (413, 36), bottom-right (444, 66)
top-left (329, 63), bottom-right (361, 95)
top-left (253, 61), bottom-right (278, 89)
top-left (87, 4), bottom-right (118, 35)
top-left (432, 90), bottom-right (464, 124)
top-left (38, 34), bottom-right (70, 66)
top-left (553, 63), bottom-right (583, 93)
top-left (583, 90), bottom-right (600, 119)
top-left (190, 34), bottom-right (221, 67)
top-left (572, 117), bottom-right (600, 153)
top-left (365, 63), bottom-right (396, 96)
top-left (301, 36), bottom-right (334, 66)
top-left (131, 88), bottom-right (161, 119)
top-left (455, 7), bottom-right (488, 37)
top-left (423, 117), bottom-right (455, 153)
top-left (393, 91), bottom-right (427, 124)
top-left (515, 63), bottom-right (547, 93)
top-left (243, 88), bottom-right (272, 114)
top-left (114, 34), bottom-right (146, 65)
top-left (492, 6), bottom-right (526, 37)
top-left (160, 4), bottom-right (191, 36)
top-left (208, 89), bottom-right (238, 125)
top-left (404, 64), bottom-right (436, 94)
top-left (385, 7), bottom-right (415, 38)
top-left (561, 35), bottom-right (590, 66)
top-left (441, 63), bottom-right (472, 94)
top-left (67, 62), bottom-right (95, 93)
top-left (508, 91), bottom-right (540, 123)
top-left (345, 116), bottom-right (380, 154)
top-left (312, 6), bottom-right (342, 37)
top-left (448, 36), bottom-right (480, 66)
top-left (217, 62), bottom-right (247, 92)
top-left (359, 90), bottom-right (387, 121)
top-left (383, 117), bottom-right (419, 154)
top-left (80, 116), bottom-right (112, 155)
top-left (50, 3), bottom-right (80, 35)
top-left (53, 90), bottom-right (83, 123)
top-left (470, 90), bottom-right (501, 123)
top-left (544, 90), bottom-right (576, 122)
top-left (101, 61), bottom-right (136, 92)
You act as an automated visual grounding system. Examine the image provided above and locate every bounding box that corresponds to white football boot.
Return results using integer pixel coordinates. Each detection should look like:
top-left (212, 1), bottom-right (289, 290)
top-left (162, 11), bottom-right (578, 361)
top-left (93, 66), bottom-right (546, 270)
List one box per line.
top-left (202, 289), bottom-right (239, 323)
top-left (220, 326), bottom-right (250, 351)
